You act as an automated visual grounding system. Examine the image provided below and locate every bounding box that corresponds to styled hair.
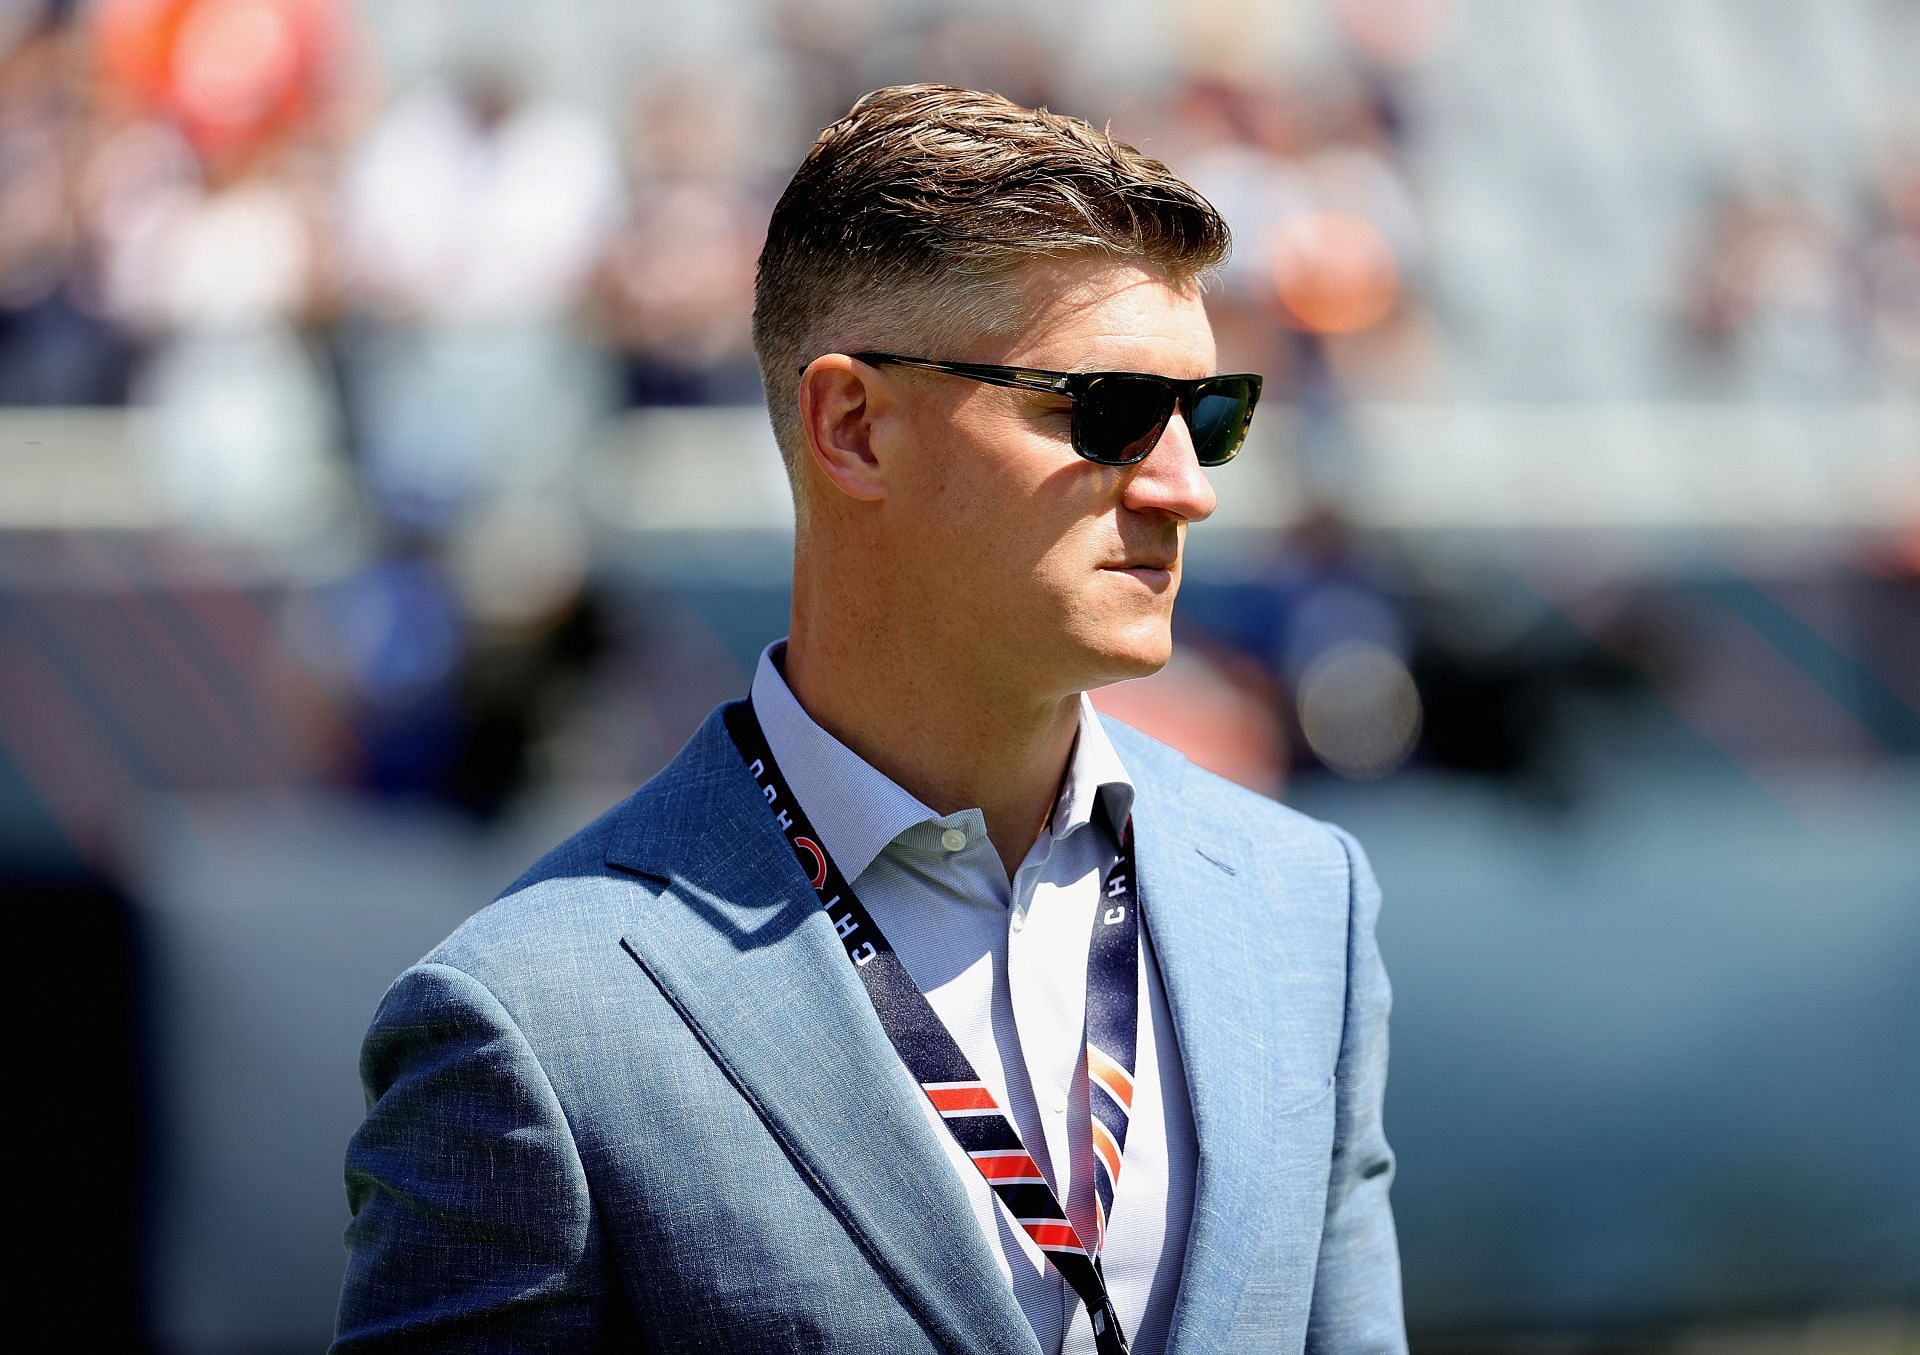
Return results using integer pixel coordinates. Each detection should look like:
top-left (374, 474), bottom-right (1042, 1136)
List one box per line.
top-left (751, 83), bottom-right (1232, 482)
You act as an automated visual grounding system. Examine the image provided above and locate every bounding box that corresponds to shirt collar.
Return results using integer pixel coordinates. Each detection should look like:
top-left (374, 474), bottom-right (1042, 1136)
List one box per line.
top-left (748, 639), bottom-right (1135, 880)
top-left (1053, 691), bottom-right (1136, 844)
top-left (751, 640), bottom-right (941, 882)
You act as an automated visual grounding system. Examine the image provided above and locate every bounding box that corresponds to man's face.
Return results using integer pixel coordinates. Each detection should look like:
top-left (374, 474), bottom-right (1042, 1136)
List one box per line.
top-left (877, 258), bottom-right (1220, 700)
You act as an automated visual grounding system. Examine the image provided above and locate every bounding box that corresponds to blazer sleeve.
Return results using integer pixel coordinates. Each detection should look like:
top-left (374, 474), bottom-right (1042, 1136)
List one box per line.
top-left (331, 961), bottom-right (613, 1353)
top-left (1306, 825), bottom-right (1409, 1354)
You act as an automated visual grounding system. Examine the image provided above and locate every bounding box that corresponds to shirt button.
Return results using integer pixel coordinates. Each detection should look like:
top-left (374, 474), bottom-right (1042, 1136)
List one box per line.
top-left (1010, 911), bottom-right (1026, 933)
top-left (1052, 1094), bottom-right (1069, 1115)
top-left (940, 827), bottom-right (968, 852)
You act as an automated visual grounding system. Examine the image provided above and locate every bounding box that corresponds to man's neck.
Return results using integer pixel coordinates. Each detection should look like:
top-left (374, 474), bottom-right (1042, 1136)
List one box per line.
top-left (779, 629), bottom-right (1081, 883)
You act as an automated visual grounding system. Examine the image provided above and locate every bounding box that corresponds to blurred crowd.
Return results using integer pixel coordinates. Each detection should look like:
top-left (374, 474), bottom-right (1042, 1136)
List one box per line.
top-left (2, 0), bottom-right (1915, 823)
top-left (1676, 165), bottom-right (1920, 399)
top-left (0, 0), bottom-right (1469, 501)
top-left (6, 1), bottom-right (1915, 433)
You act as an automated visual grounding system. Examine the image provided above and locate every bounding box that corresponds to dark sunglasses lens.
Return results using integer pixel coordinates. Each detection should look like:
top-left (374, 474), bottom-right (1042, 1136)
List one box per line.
top-left (1188, 379), bottom-right (1258, 466)
top-left (1075, 376), bottom-right (1176, 465)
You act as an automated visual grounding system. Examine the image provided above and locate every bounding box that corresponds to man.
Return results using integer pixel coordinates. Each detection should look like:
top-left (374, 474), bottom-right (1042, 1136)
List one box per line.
top-left (333, 84), bottom-right (1405, 1355)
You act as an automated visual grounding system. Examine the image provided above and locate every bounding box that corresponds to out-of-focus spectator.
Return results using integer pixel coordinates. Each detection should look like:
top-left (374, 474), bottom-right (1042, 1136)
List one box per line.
top-left (99, 131), bottom-right (321, 334)
top-left (1164, 63), bottom-right (1438, 498)
top-left (285, 524), bottom-right (465, 793)
top-left (1198, 504), bottom-right (1421, 781)
top-left (1847, 144), bottom-right (1920, 386)
top-left (1289, 70), bottom-right (1437, 401)
top-left (336, 62), bottom-right (623, 528)
top-left (115, 140), bottom-right (344, 545)
top-left (81, 0), bottom-right (351, 544)
top-left (92, 0), bottom-right (342, 168)
top-left (1675, 177), bottom-right (1861, 399)
top-left (340, 64), bottom-right (620, 326)
top-left (280, 504), bottom-right (611, 819)
top-left (0, 5), bottom-right (137, 405)
top-left (588, 69), bottom-right (765, 406)
top-left (1161, 72), bottom-right (1312, 375)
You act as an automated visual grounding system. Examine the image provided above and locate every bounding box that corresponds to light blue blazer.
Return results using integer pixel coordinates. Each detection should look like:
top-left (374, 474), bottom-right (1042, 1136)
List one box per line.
top-left (332, 702), bottom-right (1407, 1353)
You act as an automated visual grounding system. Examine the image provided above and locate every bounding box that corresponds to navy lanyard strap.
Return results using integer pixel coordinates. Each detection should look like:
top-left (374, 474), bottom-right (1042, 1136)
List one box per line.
top-left (725, 699), bottom-right (1139, 1355)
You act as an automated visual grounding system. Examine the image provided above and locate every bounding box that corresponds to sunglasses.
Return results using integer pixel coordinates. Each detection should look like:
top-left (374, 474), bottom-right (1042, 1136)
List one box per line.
top-left (833, 352), bottom-right (1263, 467)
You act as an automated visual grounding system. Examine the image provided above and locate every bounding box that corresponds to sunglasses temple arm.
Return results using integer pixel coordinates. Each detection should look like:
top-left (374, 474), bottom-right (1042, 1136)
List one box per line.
top-left (879, 356), bottom-right (1072, 395)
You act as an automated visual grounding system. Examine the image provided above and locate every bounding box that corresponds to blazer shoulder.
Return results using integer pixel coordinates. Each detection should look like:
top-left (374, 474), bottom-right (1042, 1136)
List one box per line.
top-left (415, 829), bottom-right (646, 999)
top-left (1097, 709), bottom-right (1359, 863)
top-left (408, 711), bottom-right (739, 990)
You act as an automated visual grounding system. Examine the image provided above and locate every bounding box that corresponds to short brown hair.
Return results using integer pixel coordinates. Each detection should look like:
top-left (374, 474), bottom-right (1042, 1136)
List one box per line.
top-left (751, 83), bottom-right (1232, 480)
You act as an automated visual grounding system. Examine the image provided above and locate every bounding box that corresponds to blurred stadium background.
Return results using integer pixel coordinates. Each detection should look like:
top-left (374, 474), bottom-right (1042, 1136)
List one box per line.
top-left (2, 0), bottom-right (1915, 1350)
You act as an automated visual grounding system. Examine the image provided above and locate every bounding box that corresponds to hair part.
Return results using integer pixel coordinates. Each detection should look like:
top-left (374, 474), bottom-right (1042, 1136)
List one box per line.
top-left (752, 83), bottom-right (1232, 485)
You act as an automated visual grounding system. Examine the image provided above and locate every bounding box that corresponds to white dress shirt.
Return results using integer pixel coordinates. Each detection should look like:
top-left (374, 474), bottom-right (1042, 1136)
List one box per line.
top-left (751, 640), bottom-right (1198, 1355)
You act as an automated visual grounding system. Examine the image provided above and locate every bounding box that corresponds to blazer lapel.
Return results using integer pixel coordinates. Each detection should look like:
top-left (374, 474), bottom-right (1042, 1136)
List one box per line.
top-left (1125, 751), bottom-right (1290, 1355)
top-left (605, 705), bottom-right (1041, 1355)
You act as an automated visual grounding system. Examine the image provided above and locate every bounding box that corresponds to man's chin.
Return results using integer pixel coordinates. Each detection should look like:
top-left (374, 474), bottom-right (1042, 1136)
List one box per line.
top-left (1079, 631), bottom-right (1175, 690)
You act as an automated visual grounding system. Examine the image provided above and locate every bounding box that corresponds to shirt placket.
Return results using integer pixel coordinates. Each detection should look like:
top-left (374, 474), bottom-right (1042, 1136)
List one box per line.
top-left (1007, 834), bottom-right (1101, 1257)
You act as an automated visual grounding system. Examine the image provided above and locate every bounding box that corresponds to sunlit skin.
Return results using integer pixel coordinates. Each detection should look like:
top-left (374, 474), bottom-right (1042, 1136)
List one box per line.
top-left (784, 257), bottom-right (1220, 879)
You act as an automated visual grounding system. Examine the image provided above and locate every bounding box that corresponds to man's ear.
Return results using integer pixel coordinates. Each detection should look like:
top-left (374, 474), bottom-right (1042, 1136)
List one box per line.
top-left (797, 355), bottom-right (891, 503)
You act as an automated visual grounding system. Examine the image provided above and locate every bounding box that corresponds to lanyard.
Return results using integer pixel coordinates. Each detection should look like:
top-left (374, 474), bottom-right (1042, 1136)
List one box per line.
top-left (726, 699), bottom-right (1140, 1355)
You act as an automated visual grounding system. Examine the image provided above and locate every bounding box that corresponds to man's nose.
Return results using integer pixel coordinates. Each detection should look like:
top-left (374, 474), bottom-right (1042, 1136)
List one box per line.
top-left (1121, 410), bottom-right (1218, 524)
